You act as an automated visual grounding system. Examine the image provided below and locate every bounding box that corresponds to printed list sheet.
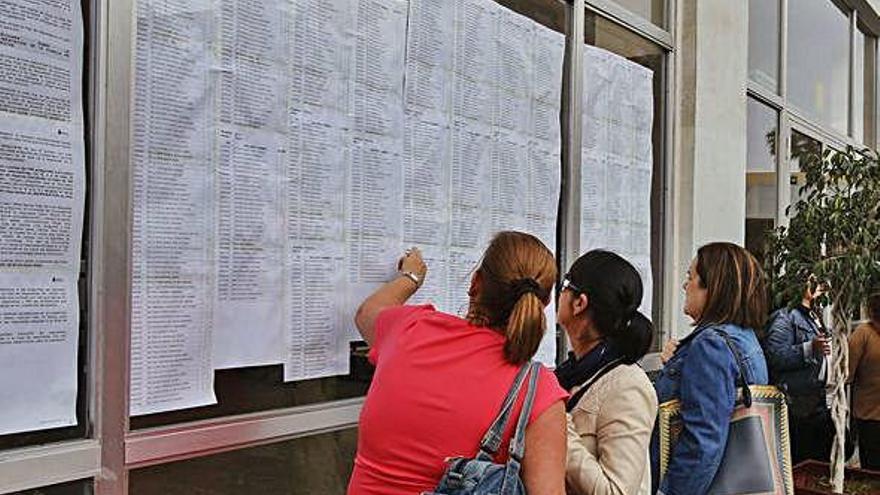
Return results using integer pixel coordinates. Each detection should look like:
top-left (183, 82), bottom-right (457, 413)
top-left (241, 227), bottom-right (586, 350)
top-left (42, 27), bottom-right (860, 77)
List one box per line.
top-left (0, 0), bottom-right (86, 434)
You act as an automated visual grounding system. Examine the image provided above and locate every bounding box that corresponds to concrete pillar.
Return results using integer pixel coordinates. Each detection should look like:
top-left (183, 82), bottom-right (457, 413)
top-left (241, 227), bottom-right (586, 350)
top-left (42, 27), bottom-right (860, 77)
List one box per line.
top-left (668, 0), bottom-right (749, 336)
top-left (689, 0), bottom-right (749, 247)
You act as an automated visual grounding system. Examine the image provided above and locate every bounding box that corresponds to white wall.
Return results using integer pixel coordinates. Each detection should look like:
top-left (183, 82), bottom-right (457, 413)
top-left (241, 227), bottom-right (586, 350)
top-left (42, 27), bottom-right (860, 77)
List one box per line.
top-left (667, 0), bottom-right (749, 338)
top-left (690, 0), bottom-right (748, 248)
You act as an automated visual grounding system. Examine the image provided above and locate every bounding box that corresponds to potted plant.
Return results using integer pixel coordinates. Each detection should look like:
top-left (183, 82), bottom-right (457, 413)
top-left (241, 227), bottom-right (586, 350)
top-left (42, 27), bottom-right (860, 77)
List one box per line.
top-left (791, 460), bottom-right (880, 494)
top-left (765, 146), bottom-right (880, 494)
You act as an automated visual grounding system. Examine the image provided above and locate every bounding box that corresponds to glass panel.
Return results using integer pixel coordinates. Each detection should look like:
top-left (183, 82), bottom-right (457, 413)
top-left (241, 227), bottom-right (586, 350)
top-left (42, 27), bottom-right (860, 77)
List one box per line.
top-left (855, 29), bottom-right (866, 143)
top-left (610, 0), bottom-right (666, 28)
top-left (787, 0), bottom-right (849, 134)
top-left (130, 429), bottom-right (357, 495)
top-left (0, 0), bottom-right (91, 449)
top-left (9, 480), bottom-right (92, 495)
top-left (789, 130), bottom-right (822, 209)
top-left (584, 14), bottom-right (666, 349)
top-left (745, 98), bottom-right (778, 265)
top-left (869, 32), bottom-right (879, 147)
top-left (747, 99), bottom-right (777, 174)
top-left (498, 0), bottom-right (566, 31)
top-left (132, 0), bottom-right (566, 428)
top-left (748, 0), bottom-right (780, 92)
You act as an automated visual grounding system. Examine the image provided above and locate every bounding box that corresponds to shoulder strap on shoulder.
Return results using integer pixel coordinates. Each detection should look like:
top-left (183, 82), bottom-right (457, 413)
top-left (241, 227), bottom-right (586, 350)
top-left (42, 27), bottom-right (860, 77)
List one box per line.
top-left (477, 362), bottom-right (531, 460)
top-left (508, 362), bottom-right (542, 461)
top-left (565, 359), bottom-right (624, 413)
top-left (713, 329), bottom-right (753, 408)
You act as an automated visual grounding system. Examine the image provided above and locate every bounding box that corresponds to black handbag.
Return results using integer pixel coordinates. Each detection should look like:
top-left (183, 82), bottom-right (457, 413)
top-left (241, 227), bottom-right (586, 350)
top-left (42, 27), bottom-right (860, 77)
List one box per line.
top-left (658, 330), bottom-right (794, 495)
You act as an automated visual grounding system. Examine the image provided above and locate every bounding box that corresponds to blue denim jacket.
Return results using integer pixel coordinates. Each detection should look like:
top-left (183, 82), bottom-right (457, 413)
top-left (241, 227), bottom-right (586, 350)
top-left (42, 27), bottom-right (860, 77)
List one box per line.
top-left (764, 307), bottom-right (824, 399)
top-left (651, 323), bottom-right (769, 495)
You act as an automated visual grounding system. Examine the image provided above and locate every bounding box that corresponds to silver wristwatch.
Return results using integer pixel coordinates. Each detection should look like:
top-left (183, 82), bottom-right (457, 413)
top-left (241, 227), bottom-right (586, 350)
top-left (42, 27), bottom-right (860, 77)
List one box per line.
top-left (399, 270), bottom-right (421, 287)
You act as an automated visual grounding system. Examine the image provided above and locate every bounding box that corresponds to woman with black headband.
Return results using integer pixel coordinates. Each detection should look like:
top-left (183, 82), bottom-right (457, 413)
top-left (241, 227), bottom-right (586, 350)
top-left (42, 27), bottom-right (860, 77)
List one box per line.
top-left (348, 231), bottom-right (567, 495)
top-left (555, 250), bottom-right (657, 495)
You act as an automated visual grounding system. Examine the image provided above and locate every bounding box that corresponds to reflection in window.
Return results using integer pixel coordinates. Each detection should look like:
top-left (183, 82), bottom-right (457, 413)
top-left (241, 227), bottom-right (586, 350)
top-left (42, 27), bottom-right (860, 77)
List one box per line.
top-left (787, 0), bottom-right (849, 134)
top-left (612, 0), bottom-right (666, 28)
top-left (855, 29), bottom-right (866, 143)
top-left (748, 0), bottom-right (779, 92)
top-left (130, 429), bottom-right (357, 495)
top-left (745, 98), bottom-right (778, 264)
top-left (789, 130), bottom-right (822, 208)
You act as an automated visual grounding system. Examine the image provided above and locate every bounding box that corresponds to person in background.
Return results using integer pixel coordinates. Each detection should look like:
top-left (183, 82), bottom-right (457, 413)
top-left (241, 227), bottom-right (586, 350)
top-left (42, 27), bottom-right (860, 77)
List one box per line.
top-left (347, 231), bottom-right (567, 495)
top-left (555, 250), bottom-right (657, 495)
top-left (651, 242), bottom-right (770, 495)
top-left (848, 291), bottom-right (880, 471)
top-left (763, 277), bottom-right (833, 465)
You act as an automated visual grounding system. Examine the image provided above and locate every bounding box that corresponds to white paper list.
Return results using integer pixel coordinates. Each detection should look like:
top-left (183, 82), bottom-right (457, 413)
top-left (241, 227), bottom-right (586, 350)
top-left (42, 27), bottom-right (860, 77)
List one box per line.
top-left (343, 0), bottom-right (407, 344)
top-left (0, 0), bottom-right (85, 434)
top-left (0, 273), bottom-right (79, 434)
top-left (404, 0), bottom-right (563, 364)
top-left (580, 45), bottom-right (655, 317)
top-left (130, 0), bottom-right (217, 415)
top-left (212, 0), bottom-right (286, 369)
top-left (286, 243), bottom-right (348, 381)
top-left (283, 0), bottom-right (354, 379)
top-left (213, 128), bottom-right (284, 368)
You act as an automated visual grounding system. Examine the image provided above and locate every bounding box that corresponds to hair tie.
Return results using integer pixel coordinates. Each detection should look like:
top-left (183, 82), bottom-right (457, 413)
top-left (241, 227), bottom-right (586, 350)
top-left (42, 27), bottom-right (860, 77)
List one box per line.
top-left (511, 278), bottom-right (541, 300)
top-left (624, 309), bottom-right (641, 329)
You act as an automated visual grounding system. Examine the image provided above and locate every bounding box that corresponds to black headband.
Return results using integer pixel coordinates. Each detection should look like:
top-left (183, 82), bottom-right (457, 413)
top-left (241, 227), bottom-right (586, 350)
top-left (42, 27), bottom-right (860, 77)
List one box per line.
top-left (511, 278), bottom-right (544, 301)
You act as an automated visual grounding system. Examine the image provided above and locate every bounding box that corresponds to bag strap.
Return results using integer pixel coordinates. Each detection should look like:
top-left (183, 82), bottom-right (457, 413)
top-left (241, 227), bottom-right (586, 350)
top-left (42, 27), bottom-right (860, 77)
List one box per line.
top-left (713, 329), bottom-right (753, 408)
top-left (565, 359), bottom-right (624, 412)
top-left (477, 362), bottom-right (532, 459)
top-left (508, 362), bottom-right (542, 462)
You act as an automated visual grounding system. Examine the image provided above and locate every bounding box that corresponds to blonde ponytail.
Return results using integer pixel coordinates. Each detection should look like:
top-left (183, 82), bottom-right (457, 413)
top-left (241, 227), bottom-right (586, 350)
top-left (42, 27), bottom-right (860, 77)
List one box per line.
top-left (504, 292), bottom-right (546, 364)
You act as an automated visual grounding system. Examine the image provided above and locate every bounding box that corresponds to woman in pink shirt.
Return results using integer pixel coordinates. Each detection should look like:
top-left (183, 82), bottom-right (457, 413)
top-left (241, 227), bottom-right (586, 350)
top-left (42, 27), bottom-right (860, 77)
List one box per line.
top-left (348, 231), bottom-right (568, 495)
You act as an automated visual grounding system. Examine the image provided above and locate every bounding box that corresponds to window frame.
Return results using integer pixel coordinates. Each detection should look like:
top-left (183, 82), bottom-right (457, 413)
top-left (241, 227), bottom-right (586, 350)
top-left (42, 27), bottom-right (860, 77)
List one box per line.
top-left (557, 0), bottom-right (675, 373)
top-left (747, 0), bottom-right (878, 237)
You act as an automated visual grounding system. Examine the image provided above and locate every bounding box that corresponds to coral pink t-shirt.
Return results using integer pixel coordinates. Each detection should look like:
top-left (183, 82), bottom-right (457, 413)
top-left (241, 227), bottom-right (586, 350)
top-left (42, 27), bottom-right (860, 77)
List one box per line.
top-left (348, 305), bottom-right (568, 495)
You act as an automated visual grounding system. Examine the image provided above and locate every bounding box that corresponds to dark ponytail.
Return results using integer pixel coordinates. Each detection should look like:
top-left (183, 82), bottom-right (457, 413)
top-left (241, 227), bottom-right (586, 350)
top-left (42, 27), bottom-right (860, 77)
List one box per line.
top-left (616, 311), bottom-right (653, 364)
top-left (566, 250), bottom-right (654, 364)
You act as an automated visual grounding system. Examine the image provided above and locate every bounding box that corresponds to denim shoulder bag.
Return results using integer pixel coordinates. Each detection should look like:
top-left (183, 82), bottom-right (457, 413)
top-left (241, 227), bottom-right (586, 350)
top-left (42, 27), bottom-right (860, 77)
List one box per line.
top-left (423, 361), bottom-right (541, 495)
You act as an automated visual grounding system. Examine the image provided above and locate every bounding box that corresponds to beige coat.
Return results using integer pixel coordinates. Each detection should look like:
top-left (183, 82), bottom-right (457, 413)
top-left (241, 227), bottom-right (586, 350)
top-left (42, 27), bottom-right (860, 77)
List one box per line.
top-left (565, 363), bottom-right (658, 495)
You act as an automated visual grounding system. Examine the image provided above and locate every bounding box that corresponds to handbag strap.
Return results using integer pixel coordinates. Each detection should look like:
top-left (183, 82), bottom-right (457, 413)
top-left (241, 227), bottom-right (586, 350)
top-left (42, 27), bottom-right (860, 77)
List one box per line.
top-left (477, 362), bottom-right (532, 459)
top-left (508, 362), bottom-right (542, 461)
top-left (714, 329), bottom-right (753, 408)
top-left (565, 359), bottom-right (624, 412)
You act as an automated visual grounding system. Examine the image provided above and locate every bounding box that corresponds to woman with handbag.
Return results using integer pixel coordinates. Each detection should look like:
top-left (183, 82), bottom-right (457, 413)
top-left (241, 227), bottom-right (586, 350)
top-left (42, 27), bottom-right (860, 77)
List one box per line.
top-left (555, 250), bottom-right (658, 495)
top-left (650, 242), bottom-right (770, 495)
top-left (347, 231), bottom-right (568, 495)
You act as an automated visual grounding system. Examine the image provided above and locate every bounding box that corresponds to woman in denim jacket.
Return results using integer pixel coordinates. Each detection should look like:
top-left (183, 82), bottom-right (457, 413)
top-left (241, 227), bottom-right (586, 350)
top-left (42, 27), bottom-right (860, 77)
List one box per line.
top-left (651, 242), bottom-right (770, 495)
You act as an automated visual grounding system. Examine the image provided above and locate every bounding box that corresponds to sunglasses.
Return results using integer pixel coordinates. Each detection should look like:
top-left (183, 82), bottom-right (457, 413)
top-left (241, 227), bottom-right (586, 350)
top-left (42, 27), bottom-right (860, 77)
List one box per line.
top-left (559, 276), bottom-right (584, 295)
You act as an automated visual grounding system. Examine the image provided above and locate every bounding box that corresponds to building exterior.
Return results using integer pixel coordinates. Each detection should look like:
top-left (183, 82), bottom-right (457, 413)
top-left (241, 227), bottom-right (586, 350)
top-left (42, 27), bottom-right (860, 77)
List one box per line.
top-left (0, 0), bottom-right (876, 493)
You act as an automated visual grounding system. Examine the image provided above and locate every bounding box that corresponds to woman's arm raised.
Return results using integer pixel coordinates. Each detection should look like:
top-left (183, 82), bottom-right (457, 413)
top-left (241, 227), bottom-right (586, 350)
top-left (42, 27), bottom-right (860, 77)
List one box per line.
top-left (354, 248), bottom-right (427, 345)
